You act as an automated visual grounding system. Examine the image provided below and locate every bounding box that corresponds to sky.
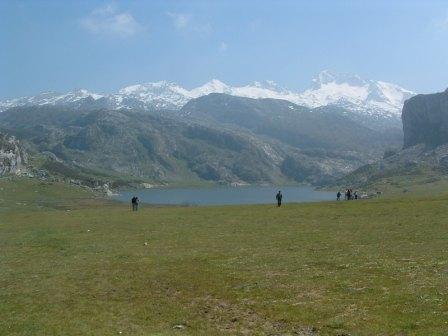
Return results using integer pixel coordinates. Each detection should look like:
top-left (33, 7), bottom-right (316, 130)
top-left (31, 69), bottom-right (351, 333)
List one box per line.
top-left (1, 0), bottom-right (448, 99)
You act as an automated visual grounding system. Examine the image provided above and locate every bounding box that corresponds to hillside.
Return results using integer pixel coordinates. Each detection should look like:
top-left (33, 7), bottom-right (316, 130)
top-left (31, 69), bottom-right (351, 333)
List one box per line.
top-left (0, 106), bottom-right (288, 185)
top-left (180, 93), bottom-right (401, 153)
top-left (0, 94), bottom-right (403, 187)
top-left (335, 88), bottom-right (448, 190)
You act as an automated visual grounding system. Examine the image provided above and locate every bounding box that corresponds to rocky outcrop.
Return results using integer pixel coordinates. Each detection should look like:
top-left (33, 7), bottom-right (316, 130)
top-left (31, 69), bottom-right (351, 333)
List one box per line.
top-left (0, 133), bottom-right (27, 175)
top-left (402, 89), bottom-right (448, 148)
top-left (332, 142), bottom-right (448, 188)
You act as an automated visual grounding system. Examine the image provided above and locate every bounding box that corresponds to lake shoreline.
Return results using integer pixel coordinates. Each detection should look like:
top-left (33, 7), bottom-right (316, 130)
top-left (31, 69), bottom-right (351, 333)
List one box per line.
top-left (113, 185), bottom-right (335, 206)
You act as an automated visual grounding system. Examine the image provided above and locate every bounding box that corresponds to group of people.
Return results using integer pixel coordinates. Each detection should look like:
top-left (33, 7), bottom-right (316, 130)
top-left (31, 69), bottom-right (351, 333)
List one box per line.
top-left (336, 188), bottom-right (358, 201)
top-left (131, 188), bottom-right (368, 209)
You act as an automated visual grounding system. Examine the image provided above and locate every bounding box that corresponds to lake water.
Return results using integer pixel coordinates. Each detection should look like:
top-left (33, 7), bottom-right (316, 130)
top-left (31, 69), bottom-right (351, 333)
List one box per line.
top-left (115, 185), bottom-right (334, 206)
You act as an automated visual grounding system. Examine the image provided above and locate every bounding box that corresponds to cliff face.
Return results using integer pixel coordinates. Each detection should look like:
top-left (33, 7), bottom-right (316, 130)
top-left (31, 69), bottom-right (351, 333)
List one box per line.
top-left (402, 89), bottom-right (448, 148)
top-left (0, 133), bottom-right (27, 175)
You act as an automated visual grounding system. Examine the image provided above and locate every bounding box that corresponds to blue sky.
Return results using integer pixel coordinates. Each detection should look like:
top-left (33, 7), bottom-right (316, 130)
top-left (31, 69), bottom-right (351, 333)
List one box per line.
top-left (1, 0), bottom-right (448, 98)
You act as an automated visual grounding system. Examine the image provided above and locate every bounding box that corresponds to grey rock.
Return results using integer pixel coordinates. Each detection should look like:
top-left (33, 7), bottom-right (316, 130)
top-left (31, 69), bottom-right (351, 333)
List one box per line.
top-left (0, 133), bottom-right (27, 175)
top-left (402, 88), bottom-right (448, 148)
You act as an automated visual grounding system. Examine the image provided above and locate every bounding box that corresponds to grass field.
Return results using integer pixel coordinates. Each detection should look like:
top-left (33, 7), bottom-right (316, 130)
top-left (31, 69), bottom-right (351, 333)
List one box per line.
top-left (1, 178), bottom-right (448, 335)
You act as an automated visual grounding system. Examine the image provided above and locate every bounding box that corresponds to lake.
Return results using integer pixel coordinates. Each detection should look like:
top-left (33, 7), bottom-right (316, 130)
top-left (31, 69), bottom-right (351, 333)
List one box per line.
top-left (115, 185), bottom-right (334, 206)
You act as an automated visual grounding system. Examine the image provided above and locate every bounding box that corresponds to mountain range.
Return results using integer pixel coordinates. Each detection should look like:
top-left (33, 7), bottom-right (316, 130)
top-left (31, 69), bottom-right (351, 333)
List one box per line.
top-left (0, 71), bottom-right (421, 188)
top-left (0, 71), bottom-right (415, 129)
top-left (0, 92), bottom-right (404, 187)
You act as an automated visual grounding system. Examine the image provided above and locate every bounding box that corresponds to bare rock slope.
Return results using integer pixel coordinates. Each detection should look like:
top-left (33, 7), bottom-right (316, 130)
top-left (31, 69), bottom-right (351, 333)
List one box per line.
top-left (0, 133), bottom-right (27, 175)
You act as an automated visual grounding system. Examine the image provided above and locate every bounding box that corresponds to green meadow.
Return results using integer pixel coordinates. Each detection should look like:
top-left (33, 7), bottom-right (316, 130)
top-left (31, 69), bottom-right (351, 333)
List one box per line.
top-left (1, 178), bottom-right (447, 335)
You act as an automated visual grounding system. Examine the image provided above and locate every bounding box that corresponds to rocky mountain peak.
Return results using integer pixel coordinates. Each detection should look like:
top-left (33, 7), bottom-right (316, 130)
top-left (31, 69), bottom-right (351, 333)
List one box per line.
top-left (313, 70), bottom-right (365, 88)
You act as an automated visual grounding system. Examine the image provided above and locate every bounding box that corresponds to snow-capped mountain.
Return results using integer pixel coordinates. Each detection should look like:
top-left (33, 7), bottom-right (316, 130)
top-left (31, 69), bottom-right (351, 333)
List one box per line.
top-left (0, 89), bottom-right (104, 111)
top-left (294, 71), bottom-right (415, 118)
top-left (0, 71), bottom-right (416, 122)
top-left (116, 81), bottom-right (191, 109)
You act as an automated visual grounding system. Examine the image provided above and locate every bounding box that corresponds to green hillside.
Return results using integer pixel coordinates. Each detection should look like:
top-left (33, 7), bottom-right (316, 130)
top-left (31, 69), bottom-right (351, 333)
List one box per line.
top-left (0, 106), bottom-right (287, 185)
top-left (1, 178), bottom-right (447, 335)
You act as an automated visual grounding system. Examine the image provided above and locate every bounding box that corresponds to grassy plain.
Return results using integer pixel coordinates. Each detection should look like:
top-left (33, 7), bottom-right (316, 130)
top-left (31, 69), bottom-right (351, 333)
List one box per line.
top-left (1, 178), bottom-right (447, 335)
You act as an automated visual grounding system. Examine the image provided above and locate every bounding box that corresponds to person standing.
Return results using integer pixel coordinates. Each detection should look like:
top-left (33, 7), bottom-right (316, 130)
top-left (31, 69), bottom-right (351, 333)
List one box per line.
top-left (131, 196), bottom-right (139, 211)
top-left (276, 190), bottom-right (283, 207)
top-left (337, 191), bottom-right (341, 201)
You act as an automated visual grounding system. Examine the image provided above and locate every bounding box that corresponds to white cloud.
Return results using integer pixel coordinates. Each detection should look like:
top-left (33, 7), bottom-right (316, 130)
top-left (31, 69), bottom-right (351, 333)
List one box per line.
top-left (81, 4), bottom-right (144, 37)
top-left (219, 41), bottom-right (228, 52)
top-left (166, 12), bottom-right (191, 30)
top-left (434, 11), bottom-right (448, 32)
top-left (166, 12), bottom-right (212, 36)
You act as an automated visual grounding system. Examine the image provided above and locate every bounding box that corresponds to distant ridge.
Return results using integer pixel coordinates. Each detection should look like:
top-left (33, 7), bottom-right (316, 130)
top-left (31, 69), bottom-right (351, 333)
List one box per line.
top-left (0, 71), bottom-right (415, 126)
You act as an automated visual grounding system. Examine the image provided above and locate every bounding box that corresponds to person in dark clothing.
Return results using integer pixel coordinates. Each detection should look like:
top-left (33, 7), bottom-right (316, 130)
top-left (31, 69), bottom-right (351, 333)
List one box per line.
top-left (276, 191), bottom-right (283, 207)
top-left (337, 191), bottom-right (341, 201)
top-left (131, 196), bottom-right (139, 211)
top-left (347, 189), bottom-right (351, 200)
